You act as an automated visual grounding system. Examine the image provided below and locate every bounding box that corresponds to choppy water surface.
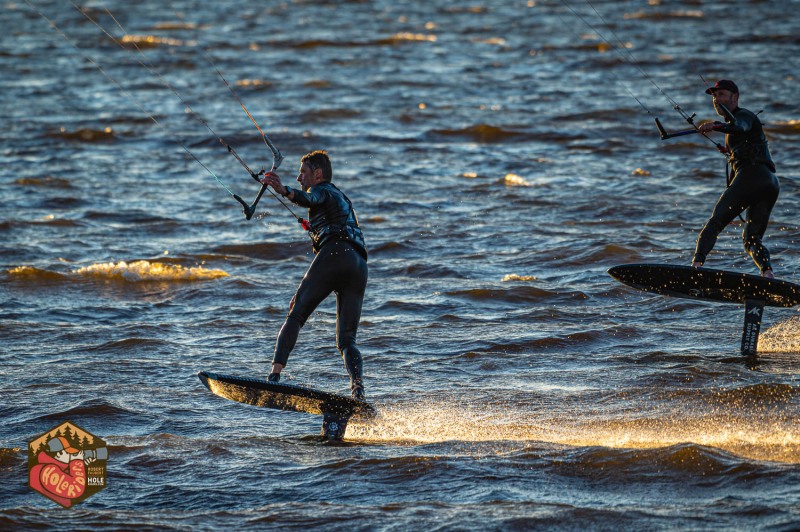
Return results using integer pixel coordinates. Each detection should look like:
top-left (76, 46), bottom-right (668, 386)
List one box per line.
top-left (2, 0), bottom-right (800, 529)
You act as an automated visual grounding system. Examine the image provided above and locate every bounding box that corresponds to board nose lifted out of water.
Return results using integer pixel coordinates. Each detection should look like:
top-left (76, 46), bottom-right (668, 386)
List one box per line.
top-left (608, 264), bottom-right (800, 357)
top-left (198, 371), bottom-right (377, 440)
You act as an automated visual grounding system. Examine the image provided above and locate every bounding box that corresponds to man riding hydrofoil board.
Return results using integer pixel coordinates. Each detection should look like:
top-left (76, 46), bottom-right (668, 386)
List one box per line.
top-left (691, 79), bottom-right (779, 278)
top-left (259, 150), bottom-right (369, 401)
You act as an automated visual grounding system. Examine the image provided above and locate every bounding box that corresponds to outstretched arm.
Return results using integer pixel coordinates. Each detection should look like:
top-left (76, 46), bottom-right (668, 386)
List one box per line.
top-left (698, 111), bottom-right (754, 135)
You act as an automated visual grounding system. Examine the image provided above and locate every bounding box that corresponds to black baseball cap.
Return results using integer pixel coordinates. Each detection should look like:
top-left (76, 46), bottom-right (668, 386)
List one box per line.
top-left (705, 79), bottom-right (739, 94)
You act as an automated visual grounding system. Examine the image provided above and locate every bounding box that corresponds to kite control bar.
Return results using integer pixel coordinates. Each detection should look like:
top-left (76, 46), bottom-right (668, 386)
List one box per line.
top-left (655, 102), bottom-right (734, 145)
top-left (233, 168), bottom-right (269, 221)
top-left (232, 162), bottom-right (311, 231)
top-left (655, 117), bottom-right (699, 140)
top-left (230, 138), bottom-right (284, 221)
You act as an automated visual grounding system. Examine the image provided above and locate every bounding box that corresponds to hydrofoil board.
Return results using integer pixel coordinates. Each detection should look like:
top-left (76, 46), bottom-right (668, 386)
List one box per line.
top-left (608, 263), bottom-right (800, 356)
top-left (198, 371), bottom-right (376, 440)
top-left (608, 263), bottom-right (800, 307)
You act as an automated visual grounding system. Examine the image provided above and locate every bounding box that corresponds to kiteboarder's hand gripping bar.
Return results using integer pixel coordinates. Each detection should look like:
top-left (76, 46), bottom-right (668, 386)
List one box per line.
top-left (260, 171), bottom-right (288, 197)
top-left (240, 171), bottom-right (311, 230)
top-left (655, 117), bottom-right (728, 155)
top-left (231, 142), bottom-right (284, 221)
top-left (654, 101), bottom-right (732, 149)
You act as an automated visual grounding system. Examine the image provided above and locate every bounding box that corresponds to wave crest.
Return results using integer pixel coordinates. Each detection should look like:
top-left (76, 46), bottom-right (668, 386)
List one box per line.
top-left (8, 266), bottom-right (69, 281)
top-left (74, 261), bottom-right (229, 282)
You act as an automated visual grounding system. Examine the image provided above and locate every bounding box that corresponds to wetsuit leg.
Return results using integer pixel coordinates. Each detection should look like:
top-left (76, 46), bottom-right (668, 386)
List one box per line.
top-left (742, 166), bottom-right (779, 272)
top-left (272, 241), bottom-right (368, 371)
top-left (692, 181), bottom-right (749, 265)
top-left (333, 244), bottom-right (368, 392)
top-left (272, 247), bottom-right (338, 367)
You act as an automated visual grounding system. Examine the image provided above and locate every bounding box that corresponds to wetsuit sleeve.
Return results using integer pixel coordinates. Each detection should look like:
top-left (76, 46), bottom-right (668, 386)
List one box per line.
top-left (712, 110), bottom-right (755, 134)
top-left (288, 186), bottom-right (330, 208)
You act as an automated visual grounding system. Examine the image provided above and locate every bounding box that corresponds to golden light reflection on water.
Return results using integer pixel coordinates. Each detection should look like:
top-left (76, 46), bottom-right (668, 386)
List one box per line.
top-left (73, 260), bottom-right (228, 282)
top-left (501, 274), bottom-right (537, 282)
top-left (503, 173), bottom-right (530, 187)
top-left (347, 401), bottom-right (799, 463)
top-left (8, 261), bottom-right (229, 283)
top-left (119, 34), bottom-right (191, 48)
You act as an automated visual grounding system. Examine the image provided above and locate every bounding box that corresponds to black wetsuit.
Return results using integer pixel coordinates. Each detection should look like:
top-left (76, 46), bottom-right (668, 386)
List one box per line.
top-left (273, 181), bottom-right (368, 393)
top-left (693, 107), bottom-right (779, 272)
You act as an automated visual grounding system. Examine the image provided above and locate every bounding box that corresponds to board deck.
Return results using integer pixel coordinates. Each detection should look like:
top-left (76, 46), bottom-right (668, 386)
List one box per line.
top-left (198, 371), bottom-right (376, 421)
top-left (608, 263), bottom-right (800, 307)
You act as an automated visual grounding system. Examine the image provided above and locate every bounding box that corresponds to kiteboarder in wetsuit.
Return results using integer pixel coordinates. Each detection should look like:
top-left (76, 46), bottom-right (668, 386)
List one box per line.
top-left (259, 150), bottom-right (369, 401)
top-left (691, 79), bottom-right (779, 278)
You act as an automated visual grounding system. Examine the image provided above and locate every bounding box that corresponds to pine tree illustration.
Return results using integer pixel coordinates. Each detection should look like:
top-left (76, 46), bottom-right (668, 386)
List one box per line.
top-left (63, 425), bottom-right (74, 442)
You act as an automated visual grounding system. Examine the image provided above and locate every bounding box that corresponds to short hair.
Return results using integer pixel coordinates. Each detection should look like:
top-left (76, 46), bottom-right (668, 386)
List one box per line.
top-left (301, 150), bottom-right (332, 181)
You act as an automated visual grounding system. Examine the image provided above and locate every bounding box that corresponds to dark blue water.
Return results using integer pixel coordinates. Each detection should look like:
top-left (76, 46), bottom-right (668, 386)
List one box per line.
top-left (3, 0), bottom-right (800, 529)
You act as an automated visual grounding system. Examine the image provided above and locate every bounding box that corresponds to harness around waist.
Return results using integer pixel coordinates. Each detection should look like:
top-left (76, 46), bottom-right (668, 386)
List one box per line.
top-left (731, 158), bottom-right (776, 175)
top-left (311, 224), bottom-right (366, 255)
top-left (730, 141), bottom-right (775, 174)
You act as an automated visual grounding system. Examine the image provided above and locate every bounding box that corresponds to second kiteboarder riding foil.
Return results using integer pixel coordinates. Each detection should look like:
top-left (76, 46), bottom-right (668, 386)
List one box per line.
top-left (691, 79), bottom-right (780, 278)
